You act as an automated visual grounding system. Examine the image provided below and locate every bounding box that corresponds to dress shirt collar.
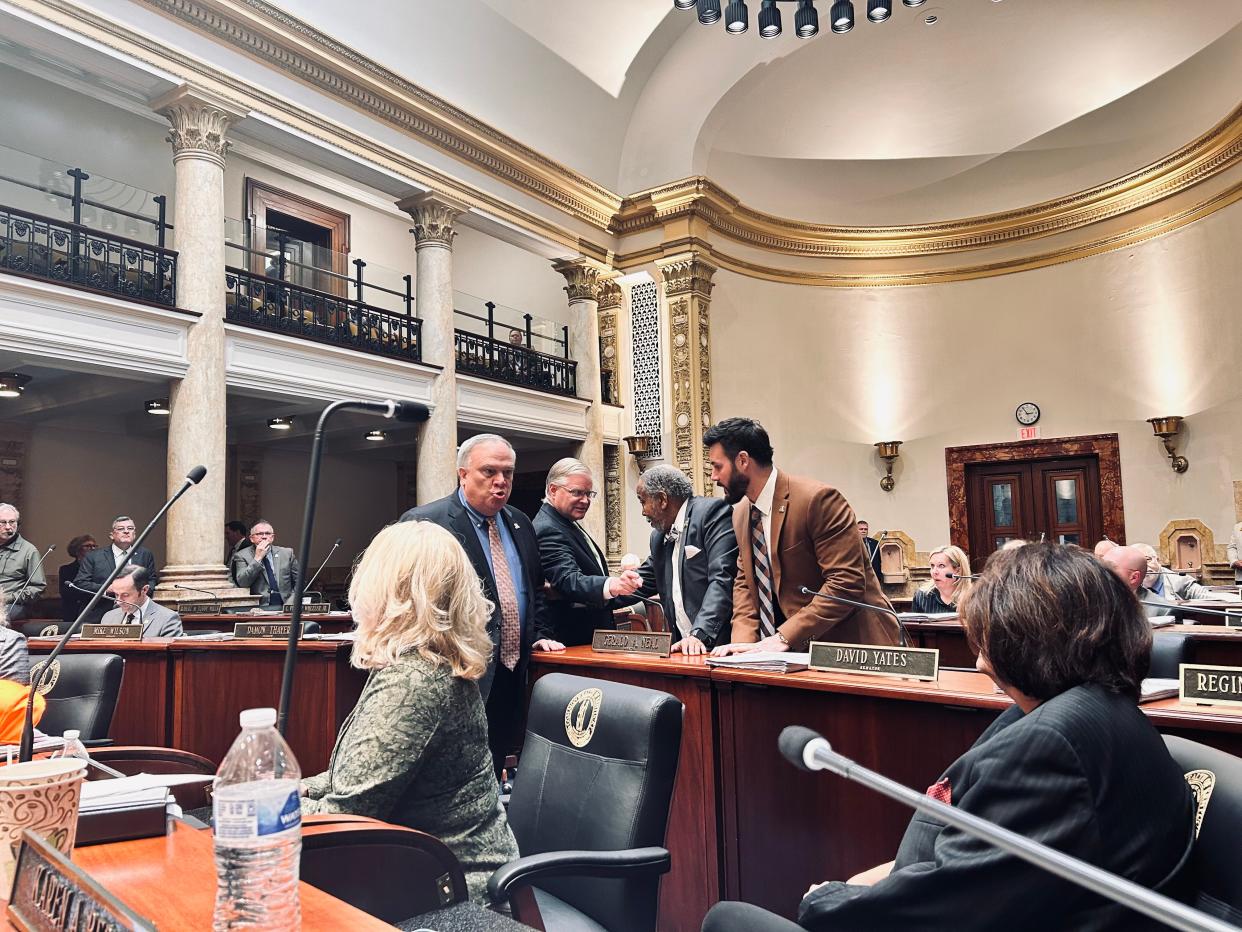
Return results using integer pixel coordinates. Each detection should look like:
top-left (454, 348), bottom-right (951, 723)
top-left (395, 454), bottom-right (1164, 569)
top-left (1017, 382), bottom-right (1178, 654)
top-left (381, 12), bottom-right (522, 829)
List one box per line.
top-left (671, 499), bottom-right (689, 536)
top-left (752, 468), bottom-right (779, 518)
top-left (458, 488), bottom-right (500, 528)
top-left (111, 544), bottom-right (130, 563)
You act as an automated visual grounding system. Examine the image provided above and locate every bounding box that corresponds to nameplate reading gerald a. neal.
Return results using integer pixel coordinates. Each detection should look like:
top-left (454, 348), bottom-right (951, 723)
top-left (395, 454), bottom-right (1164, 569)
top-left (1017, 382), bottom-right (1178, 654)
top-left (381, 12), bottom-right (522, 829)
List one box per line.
top-left (808, 642), bottom-right (940, 682)
top-left (591, 630), bottom-right (672, 658)
top-left (233, 622), bottom-right (305, 640)
top-left (79, 624), bottom-right (143, 641)
top-left (1179, 663), bottom-right (1242, 708)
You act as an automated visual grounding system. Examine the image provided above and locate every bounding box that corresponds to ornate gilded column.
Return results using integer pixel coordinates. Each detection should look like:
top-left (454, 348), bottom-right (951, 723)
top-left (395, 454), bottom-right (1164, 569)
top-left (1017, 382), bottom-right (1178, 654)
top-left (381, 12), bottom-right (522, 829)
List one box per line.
top-left (552, 257), bottom-right (607, 542)
top-left (657, 253), bottom-right (717, 496)
top-left (398, 191), bottom-right (470, 504)
top-left (150, 85), bottom-right (250, 604)
top-left (603, 444), bottom-right (623, 571)
top-left (597, 279), bottom-right (622, 407)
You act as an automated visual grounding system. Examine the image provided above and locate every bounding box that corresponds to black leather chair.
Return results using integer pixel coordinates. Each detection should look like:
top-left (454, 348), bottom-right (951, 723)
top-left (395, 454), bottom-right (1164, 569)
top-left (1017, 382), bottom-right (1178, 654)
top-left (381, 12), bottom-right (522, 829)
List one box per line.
top-left (489, 672), bottom-right (683, 932)
top-left (1150, 632), bottom-right (1194, 679)
top-left (1163, 736), bottom-right (1242, 924)
top-left (702, 901), bottom-right (803, 931)
top-left (18, 621), bottom-right (73, 639)
top-left (29, 653), bottom-right (124, 741)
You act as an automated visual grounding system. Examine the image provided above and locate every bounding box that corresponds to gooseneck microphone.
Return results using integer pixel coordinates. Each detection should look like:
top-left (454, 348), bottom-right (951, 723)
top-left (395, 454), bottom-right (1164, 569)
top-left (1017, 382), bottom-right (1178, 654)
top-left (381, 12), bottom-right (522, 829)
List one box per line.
top-left (945, 572), bottom-right (981, 580)
top-left (800, 586), bottom-right (911, 647)
top-left (777, 726), bottom-right (1232, 932)
top-left (303, 537), bottom-right (343, 596)
top-left (4, 544), bottom-right (56, 609)
top-left (19, 465), bottom-right (206, 762)
top-left (279, 400), bottom-right (429, 735)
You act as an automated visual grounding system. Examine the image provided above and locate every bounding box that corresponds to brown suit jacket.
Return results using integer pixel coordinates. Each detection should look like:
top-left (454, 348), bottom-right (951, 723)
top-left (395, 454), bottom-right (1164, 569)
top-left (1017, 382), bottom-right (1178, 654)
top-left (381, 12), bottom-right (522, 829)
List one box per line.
top-left (731, 471), bottom-right (900, 648)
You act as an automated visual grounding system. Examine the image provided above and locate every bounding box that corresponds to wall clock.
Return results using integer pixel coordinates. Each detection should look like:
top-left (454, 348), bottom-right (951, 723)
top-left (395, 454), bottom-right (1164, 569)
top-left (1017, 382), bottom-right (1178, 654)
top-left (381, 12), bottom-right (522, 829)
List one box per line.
top-left (1015, 402), bottom-right (1041, 426)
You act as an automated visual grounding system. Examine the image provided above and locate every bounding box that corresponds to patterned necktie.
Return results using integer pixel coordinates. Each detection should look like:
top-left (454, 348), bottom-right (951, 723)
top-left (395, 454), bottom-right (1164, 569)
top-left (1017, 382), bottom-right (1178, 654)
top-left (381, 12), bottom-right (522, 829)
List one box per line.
top-left (487, 517), bottom-right (522, 670)
top-left (123, 613), bottom-right (135, 625)
top-left (749, 506), bottom-right (776, 638)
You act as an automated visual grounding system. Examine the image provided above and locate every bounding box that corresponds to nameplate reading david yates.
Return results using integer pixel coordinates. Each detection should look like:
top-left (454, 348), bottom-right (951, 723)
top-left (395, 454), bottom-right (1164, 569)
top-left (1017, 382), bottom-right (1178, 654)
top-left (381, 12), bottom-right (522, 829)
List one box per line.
top-left (1179, 664), bottom-right (1242, 708)
top-left (808, 642), bottom-right (940, 682)
top-left (591, 630), bottom-right (672, 658)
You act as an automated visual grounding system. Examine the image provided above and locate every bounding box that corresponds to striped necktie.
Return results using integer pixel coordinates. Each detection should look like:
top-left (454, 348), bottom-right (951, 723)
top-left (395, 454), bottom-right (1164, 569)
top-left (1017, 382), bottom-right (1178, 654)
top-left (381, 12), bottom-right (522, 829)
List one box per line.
top-left (749, 506), bottom-right (776, 638)
top-left (487, 517), bottom-right (522, 670)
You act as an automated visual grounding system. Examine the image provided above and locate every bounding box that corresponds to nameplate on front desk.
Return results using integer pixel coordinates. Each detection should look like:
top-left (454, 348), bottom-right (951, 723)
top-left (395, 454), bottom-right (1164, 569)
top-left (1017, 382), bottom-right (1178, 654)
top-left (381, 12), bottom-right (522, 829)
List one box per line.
top-left (7, 830), bottom-right (155, 931)
top-left (1179, 664), bottom-right (1242, 708)
top-left (79, 624), bottom-right (143, 641)
top-left (591, 629), bottom-right (672, 658)
top-left (233, 622), bottom-right (305, 639)
top-left (176, 601), bottom-right (221, 615)
top-left (808, 641), bottom-right (940, 682)
top-left (283, 602), bottom-right (330, 615)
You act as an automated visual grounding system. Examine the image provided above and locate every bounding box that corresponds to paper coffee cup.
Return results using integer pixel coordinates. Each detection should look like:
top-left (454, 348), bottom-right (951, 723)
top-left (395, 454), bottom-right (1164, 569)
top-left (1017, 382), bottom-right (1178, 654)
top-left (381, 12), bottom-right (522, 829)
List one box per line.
top-left (0, 758), bottom-right (88, 896)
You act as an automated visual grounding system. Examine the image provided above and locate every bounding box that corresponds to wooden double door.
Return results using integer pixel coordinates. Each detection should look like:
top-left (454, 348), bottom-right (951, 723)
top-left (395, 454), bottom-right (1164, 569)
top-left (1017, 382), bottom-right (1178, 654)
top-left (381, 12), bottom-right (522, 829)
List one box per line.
top-left (966, 455), bottom-right (1103, 566)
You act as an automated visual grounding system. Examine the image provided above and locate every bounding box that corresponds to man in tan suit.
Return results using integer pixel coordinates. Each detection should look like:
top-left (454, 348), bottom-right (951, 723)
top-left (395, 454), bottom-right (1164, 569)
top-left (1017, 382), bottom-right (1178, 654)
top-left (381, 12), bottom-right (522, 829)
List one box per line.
top-left (704, 417), bottom-right (899, 654)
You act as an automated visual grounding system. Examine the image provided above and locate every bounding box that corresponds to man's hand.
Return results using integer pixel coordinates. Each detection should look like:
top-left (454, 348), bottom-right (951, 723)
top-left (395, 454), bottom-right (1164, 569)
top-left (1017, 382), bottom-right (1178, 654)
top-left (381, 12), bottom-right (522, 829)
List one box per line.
top-left (710, 641), bottom-right (756, 657)
top-left (608, 570), bottom-right (642, 597)
top-left (671, 635), bottom-right (707, 655)
top-left (532, 638), bottom-right (565, 652)
top-left (254, 541), bottom-right (271, 562)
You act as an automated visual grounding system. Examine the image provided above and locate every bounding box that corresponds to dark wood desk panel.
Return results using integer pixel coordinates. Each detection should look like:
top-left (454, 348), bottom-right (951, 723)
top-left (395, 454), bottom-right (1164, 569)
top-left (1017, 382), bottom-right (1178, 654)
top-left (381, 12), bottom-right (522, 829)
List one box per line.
top-left (29, 638), bottom-right (173, 747)
top-left (169, 640), bottom-right (365, 773)
top-left (1174, 600), bottom-right (1242, 625)
top-left (182, 612), bottom-right (355, 634)
top-left (530, 648), bottom-right (718, 932)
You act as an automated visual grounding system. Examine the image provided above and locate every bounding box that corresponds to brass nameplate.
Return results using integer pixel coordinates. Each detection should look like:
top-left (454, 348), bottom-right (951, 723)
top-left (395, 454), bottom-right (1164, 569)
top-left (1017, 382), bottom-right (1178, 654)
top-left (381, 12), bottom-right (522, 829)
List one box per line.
top-left (233, 622), bottom-right (305, 639)
top-left (1225, 613), bottom-right (1242, 629)
top-left (79, 624), bottom-right (143, 641)
top-left (7, 830), bottom-right (155, 931)
top-left (591, 629), bottom-right (672, 658)
top-left (808, 641), bottom-right (940, 681)
top-left (282, 602), bottom-right (330, 615)
top-left (176, 601), bottom-right (221, 615)
top-left (1179, 663), bottom-right (1242, 707)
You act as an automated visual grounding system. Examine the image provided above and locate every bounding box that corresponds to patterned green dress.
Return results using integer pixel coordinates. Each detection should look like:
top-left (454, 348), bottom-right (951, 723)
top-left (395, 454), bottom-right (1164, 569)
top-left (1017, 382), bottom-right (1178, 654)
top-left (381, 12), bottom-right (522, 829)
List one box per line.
top-left (301, 651), bottom-right (519, 903)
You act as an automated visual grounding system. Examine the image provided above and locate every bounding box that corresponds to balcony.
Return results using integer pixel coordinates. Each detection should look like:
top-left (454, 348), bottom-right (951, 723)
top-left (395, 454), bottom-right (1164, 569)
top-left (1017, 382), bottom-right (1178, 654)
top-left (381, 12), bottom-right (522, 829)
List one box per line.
top-left (224, 221), bottom-right (421, 364)
top-left (0, 145), bottom-right (176, 307)
top-left (454, 294), bottom-right (576, 397)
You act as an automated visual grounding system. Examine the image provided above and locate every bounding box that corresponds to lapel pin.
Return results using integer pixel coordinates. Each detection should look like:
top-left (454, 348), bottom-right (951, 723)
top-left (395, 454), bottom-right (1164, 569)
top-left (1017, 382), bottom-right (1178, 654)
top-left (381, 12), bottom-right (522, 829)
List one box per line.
top-left (779, 505), bottom-right (786, 514)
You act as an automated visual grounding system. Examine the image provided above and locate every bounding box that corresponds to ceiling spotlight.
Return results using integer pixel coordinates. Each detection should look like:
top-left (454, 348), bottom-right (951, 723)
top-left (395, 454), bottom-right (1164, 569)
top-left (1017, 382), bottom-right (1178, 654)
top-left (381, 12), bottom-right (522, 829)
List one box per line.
top-left (145, 398), bottom-right (171, 416)
top-left (673, 0), bottom-right (697, 8)
top-left (697, 0), bottom-right (722, 24)
top-left (924, 12), bottom-right (938, 24)
top-left (902, 0), bottom-right (926, 6)
top-left (867, 0), bottom-right (891, 21)
top-left (830, 0), bottom-right (853, 33)
top-left (725, 0), bottom-right (748, 32)
top-left (0, 373), bottom-right (31, 399)
top-left (795, 0), bottom-right (818, 37)
top-left (758, 0), bottom-right (782, 37)
top-left (364, 429), bottom-right (388, 442)
top-left (268, 416), bottom-right (294, 431)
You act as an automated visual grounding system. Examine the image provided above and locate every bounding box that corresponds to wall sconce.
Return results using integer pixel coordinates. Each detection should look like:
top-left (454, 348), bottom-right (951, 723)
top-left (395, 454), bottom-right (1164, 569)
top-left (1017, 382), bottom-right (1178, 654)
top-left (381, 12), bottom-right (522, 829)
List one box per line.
top-left (1147, 416), bottom-right (1188, 473)
top-left (874, 440), bottom-right (902, 491)
top-left (622, 435), bottom-right (653, 461)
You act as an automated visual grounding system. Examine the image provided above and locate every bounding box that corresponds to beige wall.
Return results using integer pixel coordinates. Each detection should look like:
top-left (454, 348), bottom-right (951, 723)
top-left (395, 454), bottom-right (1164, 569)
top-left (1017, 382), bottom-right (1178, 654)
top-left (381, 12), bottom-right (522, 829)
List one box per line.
top-left (710, 200), bottom-right (1242, 556)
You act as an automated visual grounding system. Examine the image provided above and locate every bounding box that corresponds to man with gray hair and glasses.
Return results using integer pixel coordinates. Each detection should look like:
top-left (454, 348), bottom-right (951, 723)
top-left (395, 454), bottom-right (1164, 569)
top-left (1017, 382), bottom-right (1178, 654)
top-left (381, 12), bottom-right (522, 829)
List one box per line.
top-left (534, 457), bottom-right (642, 646)
top-left (0, 504), bottom-right (45, 622)
top-left (633, 466), bottom-right (738, 654)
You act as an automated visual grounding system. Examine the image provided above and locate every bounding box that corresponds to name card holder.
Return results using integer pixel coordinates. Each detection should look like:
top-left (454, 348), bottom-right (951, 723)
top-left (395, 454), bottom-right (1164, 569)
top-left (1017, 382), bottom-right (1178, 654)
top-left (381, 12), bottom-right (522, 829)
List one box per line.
top-left (591, 629), bottom-right (672, 658)
top-left (1178, 663), bottom-right (1242, 708)
top-left (282, 602), bottom-right (331, 615)
top-left (233, 621), bottom-right (305, 640)
top-left (176, 601), bottom-right (222, 615)
top-left (808, 641), bottom-right (940, 682)
top-left (79, 624), bottom-right (143, 641)
top-left (8, 830), bottom-right (155, 931)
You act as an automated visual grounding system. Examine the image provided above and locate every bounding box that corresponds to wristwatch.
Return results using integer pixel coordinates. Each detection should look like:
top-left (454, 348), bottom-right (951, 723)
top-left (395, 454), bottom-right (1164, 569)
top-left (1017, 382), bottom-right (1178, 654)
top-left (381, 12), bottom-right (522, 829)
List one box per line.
top-left (775, 630), bottom-right (789, 645)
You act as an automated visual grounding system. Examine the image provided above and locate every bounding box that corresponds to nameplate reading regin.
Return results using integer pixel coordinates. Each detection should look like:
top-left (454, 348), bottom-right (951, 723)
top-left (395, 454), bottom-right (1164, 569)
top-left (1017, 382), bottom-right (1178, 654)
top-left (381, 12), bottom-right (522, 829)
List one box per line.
top-left (591, 630), bottom-right (672, 658)
top-left (808, 641), bottom-right (939, 681)
top-left (80, 624), bottom-right (143, 641)
top-left (233, 622), bottom-right (305, 639)
top-left (7, 830), bottom-right (155, 931)
top-left (282, 602), bottom-right (330, 615)
top-left (1179, 663), bottom-right (1242, 707)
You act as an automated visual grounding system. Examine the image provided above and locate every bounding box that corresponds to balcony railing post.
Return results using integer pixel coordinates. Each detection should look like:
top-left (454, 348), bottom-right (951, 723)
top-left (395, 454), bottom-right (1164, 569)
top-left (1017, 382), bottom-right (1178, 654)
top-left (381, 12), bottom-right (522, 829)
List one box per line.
top-left (353, 258), bottom-right (366, 303)
top-left (403, 274), bottom-right (413, 315)
top-left (563, 325), bottom-right (570, 359)
top-left (524, 313), bottom-right (533, 349)
top-left (67, 168), bottom-right (89, 281)
top-left (276, 231), bottom-right (289, 282)
top-left (486, 301), bottom-right (497, 373)
top-left (153, 195), bottom-right (168, 249)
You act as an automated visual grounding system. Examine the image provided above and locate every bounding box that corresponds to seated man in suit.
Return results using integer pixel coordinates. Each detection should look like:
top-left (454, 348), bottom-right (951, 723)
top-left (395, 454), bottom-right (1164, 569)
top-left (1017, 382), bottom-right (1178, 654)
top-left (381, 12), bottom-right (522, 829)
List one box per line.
top-left (101, 565), bottom-right (183, 639)
top-left (1135, 542), bottom-right (1225, 601)
top-left (1101, 545), bottom-right (1176, 619)
top-left (74, 515), bottom-right (159, 623)
top-left (635, 465), bottom-right (737, 654)
top-left (231, 520), bottom-right (299, 608)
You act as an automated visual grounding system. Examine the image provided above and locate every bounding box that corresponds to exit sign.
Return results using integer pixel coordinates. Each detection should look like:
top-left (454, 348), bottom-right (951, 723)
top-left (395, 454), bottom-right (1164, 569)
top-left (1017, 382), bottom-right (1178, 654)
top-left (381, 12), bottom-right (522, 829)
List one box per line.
top-left (1018, 426), bottom-right (1041, 440)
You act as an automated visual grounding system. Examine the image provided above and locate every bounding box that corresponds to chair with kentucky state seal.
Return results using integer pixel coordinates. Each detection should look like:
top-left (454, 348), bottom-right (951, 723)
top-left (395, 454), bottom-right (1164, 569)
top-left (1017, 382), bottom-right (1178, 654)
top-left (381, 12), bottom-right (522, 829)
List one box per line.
top-left (27, 653), bottom-right (124, 744)
top-left (488, 672), bottom-right (683, 932)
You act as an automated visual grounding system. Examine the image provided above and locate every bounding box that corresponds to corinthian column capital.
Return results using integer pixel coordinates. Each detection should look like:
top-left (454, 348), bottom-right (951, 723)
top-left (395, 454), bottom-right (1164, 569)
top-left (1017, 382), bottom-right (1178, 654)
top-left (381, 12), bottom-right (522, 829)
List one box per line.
top-left (397, 191), bottom-right (472, 250)
top-left (150, 85), bottom-right (247, 169)
top-left (552, 257), bottom-right (610, 303)
top-left (657, 252), bottom-right (717, 299)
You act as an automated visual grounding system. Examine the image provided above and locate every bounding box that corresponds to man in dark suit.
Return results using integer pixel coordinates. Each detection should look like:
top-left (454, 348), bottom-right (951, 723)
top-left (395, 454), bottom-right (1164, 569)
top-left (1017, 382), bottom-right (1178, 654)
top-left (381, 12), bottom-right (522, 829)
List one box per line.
top-left (231, 520), bottom-right (299, 608)
top-left (634, 465), bottom-right (737, 654)
top-left (74, 515), bottom-right (159, 624)
top-left (400, 433), bottom-right (562, 775)
top-left (703, 418), bottom-right (899, 654)
top-left (533, 457), bottom-right (642, 646)
top-left (857, 520), bottom-right (884, 579)
top-left (224, 520), bottom-right (252, 565)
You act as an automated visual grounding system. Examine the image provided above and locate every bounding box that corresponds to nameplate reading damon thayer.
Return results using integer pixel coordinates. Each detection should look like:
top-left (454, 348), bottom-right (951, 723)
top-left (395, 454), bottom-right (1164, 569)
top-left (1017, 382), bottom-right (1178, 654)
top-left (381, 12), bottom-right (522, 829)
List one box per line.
top-left (79, 624), bottom-right (143, 641)
top-left (7, 830), bottom-right (155, 931)
top-left (1179, 664), bottom-right (1242, 708)
top-left (234, 622), bottom-right (305, 640)
top-left (591, 630), bottom-right (672, 658)
top-left (808, 642), bottom-right (940, 682)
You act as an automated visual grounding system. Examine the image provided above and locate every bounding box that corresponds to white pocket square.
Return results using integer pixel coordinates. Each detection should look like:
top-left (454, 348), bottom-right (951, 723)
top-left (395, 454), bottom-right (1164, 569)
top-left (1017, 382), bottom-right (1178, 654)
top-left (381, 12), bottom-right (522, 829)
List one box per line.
top-left (684, 545), bottom-right (702, 559)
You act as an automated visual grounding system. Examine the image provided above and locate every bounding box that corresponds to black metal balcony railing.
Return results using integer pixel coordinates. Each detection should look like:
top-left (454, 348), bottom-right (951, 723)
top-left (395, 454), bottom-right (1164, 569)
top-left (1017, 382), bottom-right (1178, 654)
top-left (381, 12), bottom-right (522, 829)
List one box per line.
top-left (0, 204), bottom-right (177, 306)
top-left (454, 328), bottom-right (577, 397)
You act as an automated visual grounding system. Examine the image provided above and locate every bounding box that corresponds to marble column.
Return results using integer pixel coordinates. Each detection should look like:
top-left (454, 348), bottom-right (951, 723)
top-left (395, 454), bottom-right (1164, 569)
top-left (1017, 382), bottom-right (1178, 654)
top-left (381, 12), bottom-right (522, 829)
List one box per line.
top-left (150, 85), bottom-right (250, 604)
top-left (398, 191), bottom-right (470, 503)
top-left (553, 258), bottom-right (607, 542)
top-left (656, 253), bottom-right (717, 497)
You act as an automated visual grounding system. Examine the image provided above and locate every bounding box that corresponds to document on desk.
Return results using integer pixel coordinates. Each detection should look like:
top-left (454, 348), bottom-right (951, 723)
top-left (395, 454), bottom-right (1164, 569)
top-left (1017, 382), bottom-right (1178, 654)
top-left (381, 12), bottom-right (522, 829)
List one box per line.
top-left (1139, 678), bottom-right (1180, 703)
top-left (79, 773), bottom-right (212, 814)
top-left (707, 651), bottom-right (810, 673)
top-left (898, 612), bottom-right (959, 622)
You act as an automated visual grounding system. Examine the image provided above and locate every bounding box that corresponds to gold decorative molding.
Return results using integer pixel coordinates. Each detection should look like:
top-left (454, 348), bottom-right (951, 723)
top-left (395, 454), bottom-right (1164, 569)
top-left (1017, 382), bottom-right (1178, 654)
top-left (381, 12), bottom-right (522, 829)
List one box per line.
top-left (657, 253), bottom-right (715, 496)
top-left (150, 85), bottom-right (246, 168)
top-left (603, 444), bottom-right (623, 562)
top-left (397, 191), bottom-right (470, 250)
top-left (597, 280), bottom-right (622, 406)
top-left (552, 258), bottom-right (605, 303)
top-left (658, 253), bottom-right (717, 299)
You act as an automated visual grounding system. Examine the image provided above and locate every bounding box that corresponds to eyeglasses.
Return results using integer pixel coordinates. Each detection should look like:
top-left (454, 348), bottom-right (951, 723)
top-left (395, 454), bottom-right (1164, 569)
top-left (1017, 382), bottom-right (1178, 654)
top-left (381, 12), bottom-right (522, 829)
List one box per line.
top-left (0, 519), bottom-right (17, 527)
top-left (554, 486), bottom-right (597, 501)
top-left (251, 531), bottom-right (274, 538)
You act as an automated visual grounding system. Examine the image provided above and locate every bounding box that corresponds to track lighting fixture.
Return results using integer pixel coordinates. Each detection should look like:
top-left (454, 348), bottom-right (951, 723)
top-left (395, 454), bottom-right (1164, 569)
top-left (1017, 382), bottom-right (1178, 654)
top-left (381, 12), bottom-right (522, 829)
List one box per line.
top-left (758, 0), bottom-right (782, 37)
top-left (725, 0), bottom-right (749, 32)
top-left (830, 0), bottom-right (854, 33)
top-left (795, 0), bottom-right (819, 36)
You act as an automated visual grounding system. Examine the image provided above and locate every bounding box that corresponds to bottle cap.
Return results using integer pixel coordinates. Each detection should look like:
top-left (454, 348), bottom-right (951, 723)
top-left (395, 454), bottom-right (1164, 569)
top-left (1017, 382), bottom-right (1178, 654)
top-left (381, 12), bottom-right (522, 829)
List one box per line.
top-left (63, 730), bottom-right (80, 740)
top-left (239, 708), bottom-right (277, 729)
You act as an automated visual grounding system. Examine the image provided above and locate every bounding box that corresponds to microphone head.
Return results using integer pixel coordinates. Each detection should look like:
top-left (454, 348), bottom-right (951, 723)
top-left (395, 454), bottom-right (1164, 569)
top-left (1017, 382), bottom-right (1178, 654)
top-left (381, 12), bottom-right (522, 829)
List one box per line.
top-left (186, 465), bottom-right (208, 484)
top-left (334, 537), bottom-right (343, 546)
top-left (779, 725), bottom-right (823, 772)
top-left (47, 544), bottom-right (56, 552)
top-left (391, 400), bottom-right (430, 423)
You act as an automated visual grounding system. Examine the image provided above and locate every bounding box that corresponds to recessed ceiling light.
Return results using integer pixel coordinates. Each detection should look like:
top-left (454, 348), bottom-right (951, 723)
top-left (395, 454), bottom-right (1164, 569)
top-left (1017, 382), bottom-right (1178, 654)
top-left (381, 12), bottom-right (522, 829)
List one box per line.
top-left (0, 373), bottom-right (31, 399)
top-left (364, 429), bottom-right (388, 442)
top-left (924, 13), bottom-right (938, 24)
top-left (268, 416), bottom-right (294, 431)
top-left (145, 398), bottom-right (171, 415)
top-left (902, 0), bottom-right (926, 6)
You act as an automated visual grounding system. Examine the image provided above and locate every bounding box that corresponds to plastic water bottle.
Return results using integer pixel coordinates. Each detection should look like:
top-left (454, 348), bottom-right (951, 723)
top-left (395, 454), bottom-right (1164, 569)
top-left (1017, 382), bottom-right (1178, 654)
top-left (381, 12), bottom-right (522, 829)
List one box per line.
top-left (212, 707), bottom-right (302, 931)
top-left (53, 730), bottom-right (90, 762)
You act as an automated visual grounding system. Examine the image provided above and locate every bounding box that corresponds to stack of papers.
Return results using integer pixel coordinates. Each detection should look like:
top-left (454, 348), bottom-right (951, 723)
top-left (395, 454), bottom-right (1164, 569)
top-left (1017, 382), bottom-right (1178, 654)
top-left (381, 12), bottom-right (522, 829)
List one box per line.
top-left (309, 632), bottom-right (356, 641)
top-left (1139, 678), bottom-right (1180, 703)
top-left (79, 773), bottom-right (212, 814)
top-left (707, 651), bottom-right (810, 673)
top-left (898, 612), bottom-right (959, 622)
top-left (179, 631), bottom-right (233, 640)
top-left (0, 733), bottom-right (65, 760)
